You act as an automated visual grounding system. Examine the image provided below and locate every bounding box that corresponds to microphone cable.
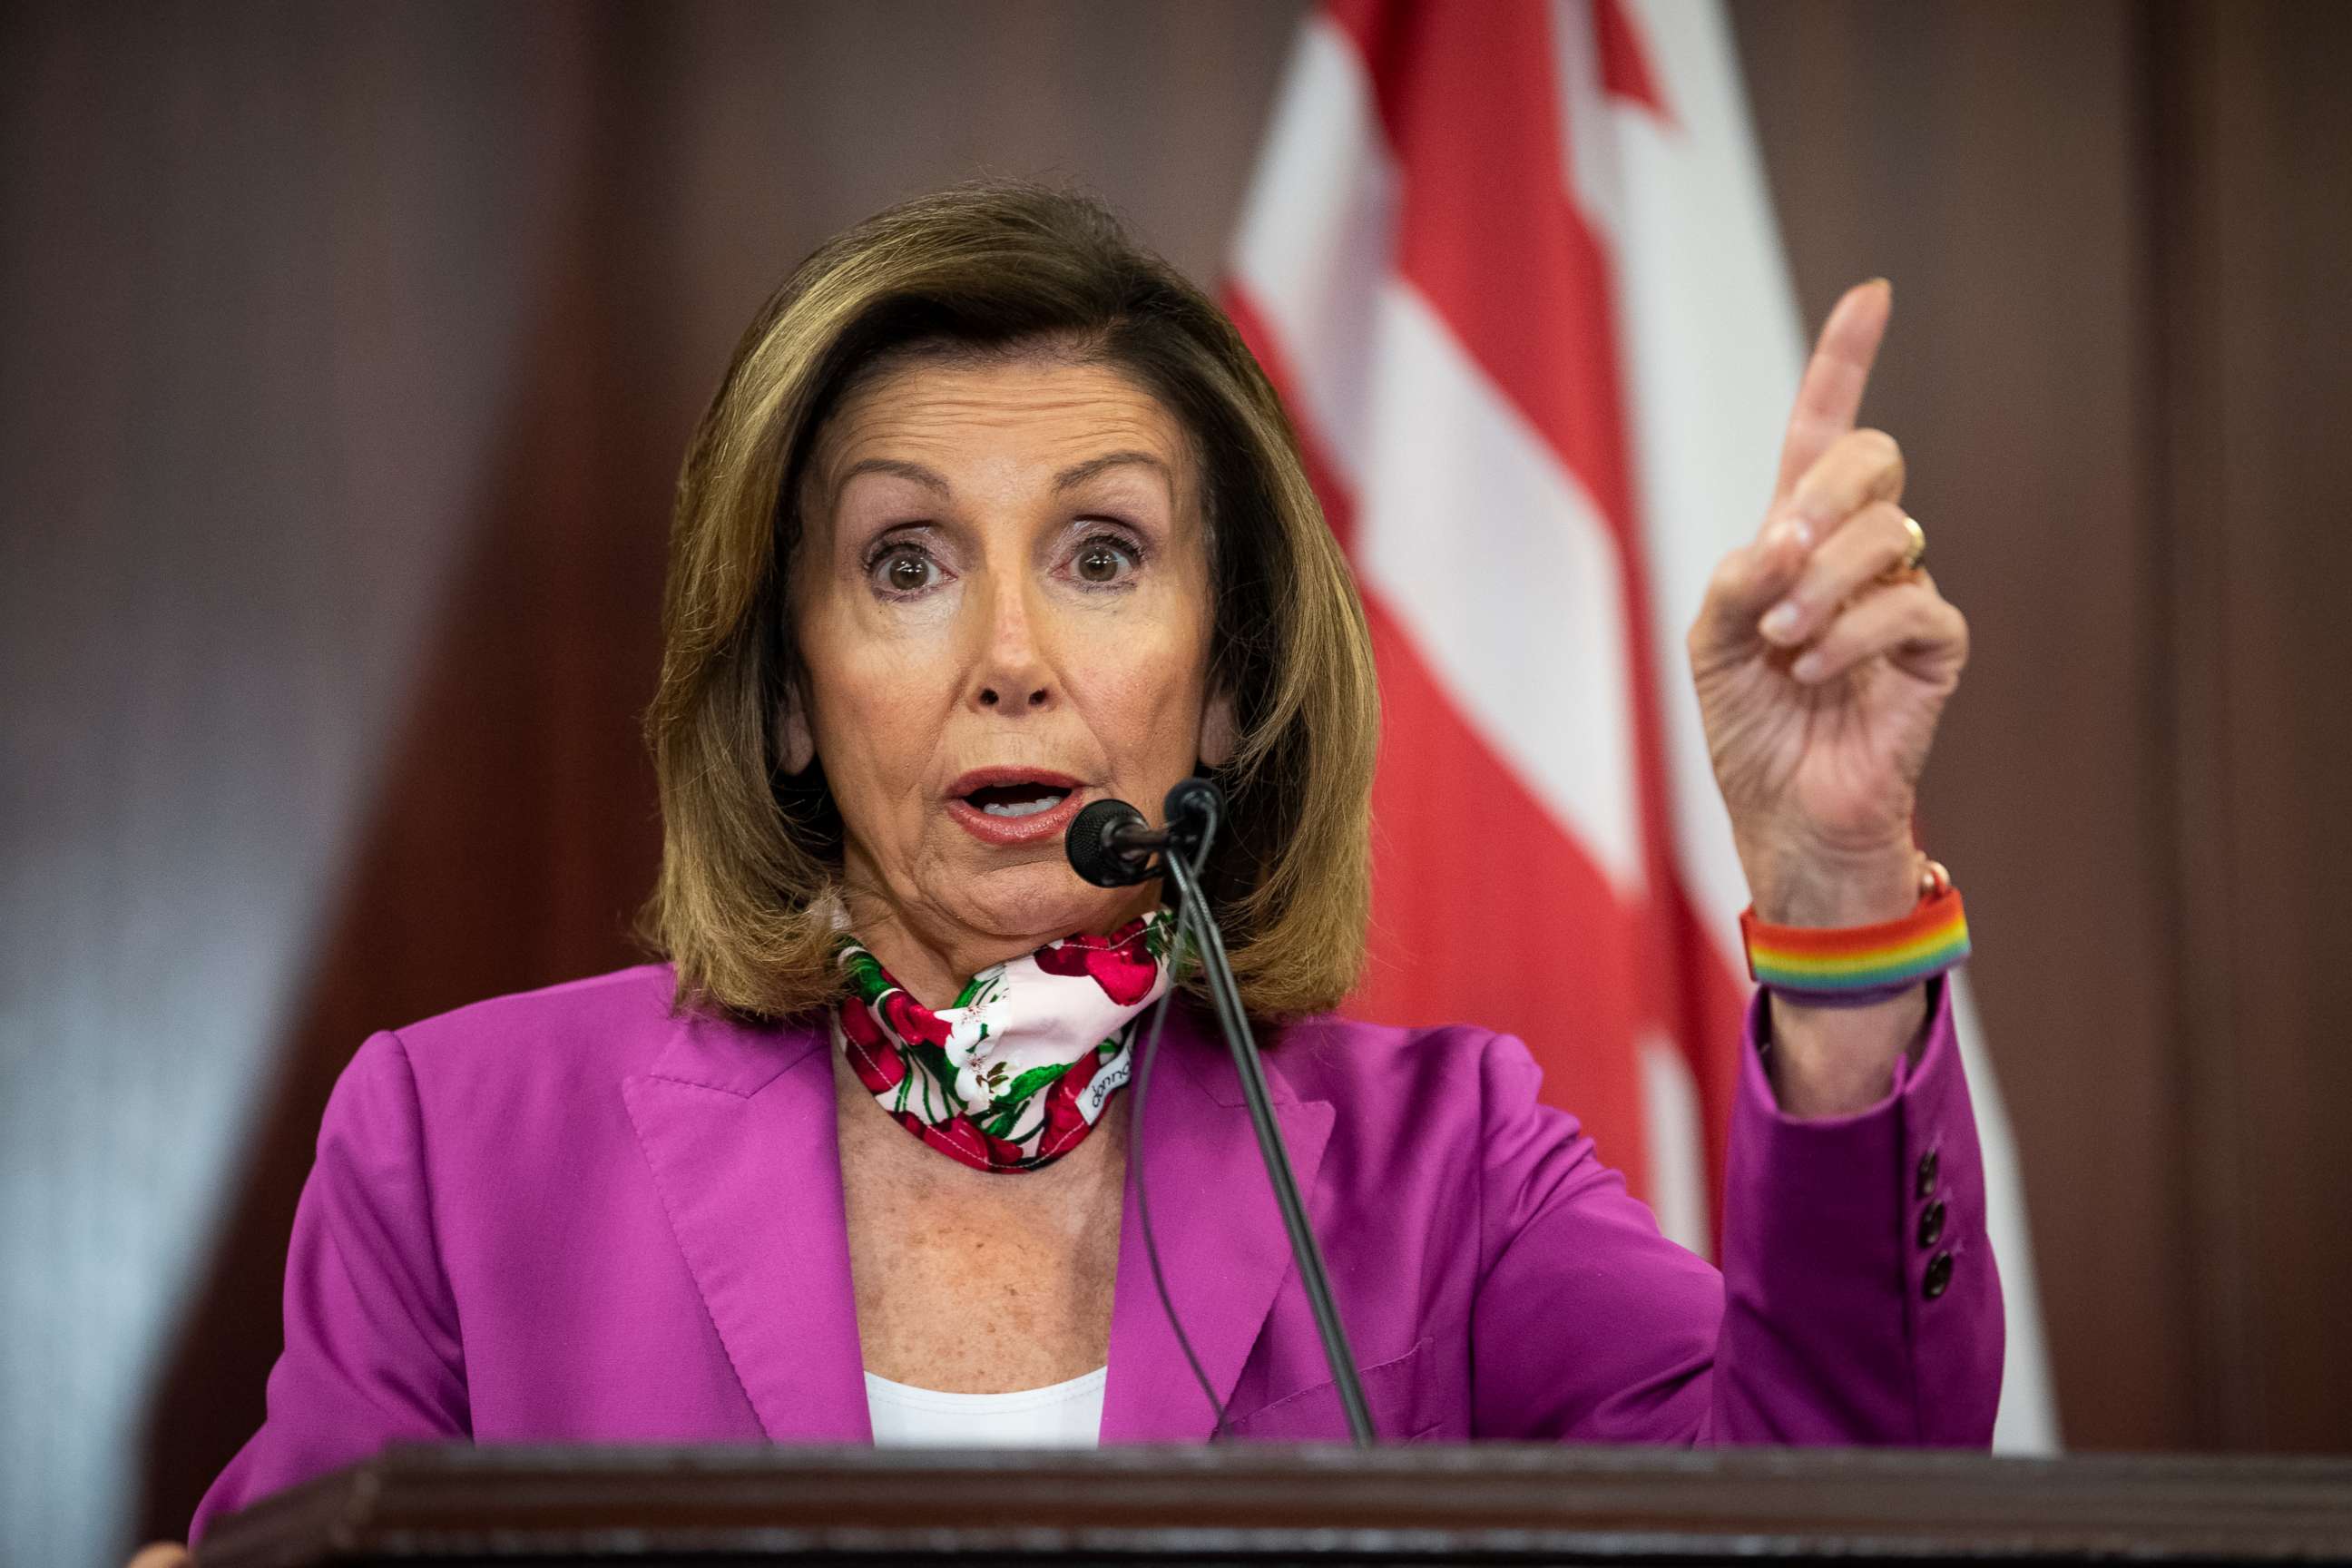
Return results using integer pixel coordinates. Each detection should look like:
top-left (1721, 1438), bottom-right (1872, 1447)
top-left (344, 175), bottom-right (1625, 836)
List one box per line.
top-left (1127, 903), bottom-right (1229, 1438)
top-left (1161, 846), bottom-right (1376, 1447)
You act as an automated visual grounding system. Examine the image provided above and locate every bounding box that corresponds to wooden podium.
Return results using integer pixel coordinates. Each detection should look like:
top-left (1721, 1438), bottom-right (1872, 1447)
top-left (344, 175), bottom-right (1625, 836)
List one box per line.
top-left (197, 1445), bottom-right (2352, 1565)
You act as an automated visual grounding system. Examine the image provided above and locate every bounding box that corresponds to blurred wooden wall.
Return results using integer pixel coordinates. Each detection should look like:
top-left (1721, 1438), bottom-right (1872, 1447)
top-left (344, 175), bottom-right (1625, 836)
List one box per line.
top-left (1733, 0), bottom-right (2352, 1452)
top-left (3, 3), bottom-right (2346, 1558)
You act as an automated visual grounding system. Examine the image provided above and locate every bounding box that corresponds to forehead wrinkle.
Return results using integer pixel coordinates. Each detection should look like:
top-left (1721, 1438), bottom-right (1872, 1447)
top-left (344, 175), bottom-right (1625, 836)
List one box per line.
top-left (804, 362), bottom-right (1203, 540)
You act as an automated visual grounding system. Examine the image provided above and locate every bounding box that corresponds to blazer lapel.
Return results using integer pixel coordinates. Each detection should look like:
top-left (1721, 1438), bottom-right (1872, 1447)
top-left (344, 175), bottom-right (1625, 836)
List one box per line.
top-left (1099, 1004), bottom-right (1335, 1443)
top-left (622, 1008), bottom-right (871, 1443)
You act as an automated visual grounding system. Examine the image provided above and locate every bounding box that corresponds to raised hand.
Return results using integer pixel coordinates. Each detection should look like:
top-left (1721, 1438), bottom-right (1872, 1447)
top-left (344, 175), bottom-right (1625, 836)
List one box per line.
top-left (1687, 280), bottom-right (1968, 934)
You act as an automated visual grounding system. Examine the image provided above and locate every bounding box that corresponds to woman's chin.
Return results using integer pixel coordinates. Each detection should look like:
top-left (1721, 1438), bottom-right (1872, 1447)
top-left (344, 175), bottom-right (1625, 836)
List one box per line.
top-left (949, 858), bottom-right (1149, 946)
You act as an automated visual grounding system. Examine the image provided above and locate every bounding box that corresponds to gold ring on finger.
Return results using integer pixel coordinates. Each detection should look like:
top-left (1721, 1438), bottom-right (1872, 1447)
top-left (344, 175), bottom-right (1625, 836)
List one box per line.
top-left (1886, 514), bottom-right (1926, 579)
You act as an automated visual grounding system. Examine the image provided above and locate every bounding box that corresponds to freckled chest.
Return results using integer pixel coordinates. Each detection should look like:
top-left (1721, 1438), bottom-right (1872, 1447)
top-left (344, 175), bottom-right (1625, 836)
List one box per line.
top-left (833, 1049), bottom-right (1125, 1393)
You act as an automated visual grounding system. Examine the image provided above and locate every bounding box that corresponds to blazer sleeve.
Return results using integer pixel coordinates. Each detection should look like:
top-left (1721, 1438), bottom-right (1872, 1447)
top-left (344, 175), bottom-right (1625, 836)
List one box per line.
top-left (1468, 978), bottom-right (2004, 1446)
top-left (190, 1030), bottom-right (469, 1541)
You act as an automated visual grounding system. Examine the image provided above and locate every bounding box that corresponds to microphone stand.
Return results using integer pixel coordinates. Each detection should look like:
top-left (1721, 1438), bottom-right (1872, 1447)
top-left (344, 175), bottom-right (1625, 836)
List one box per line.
top-left (1157, 832), bottom-right (1377, 1448)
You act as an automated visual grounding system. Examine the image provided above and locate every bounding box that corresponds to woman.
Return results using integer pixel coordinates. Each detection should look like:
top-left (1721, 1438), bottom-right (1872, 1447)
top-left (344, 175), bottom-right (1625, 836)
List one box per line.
top-left (189, 182), bottom-right (1997, 1537)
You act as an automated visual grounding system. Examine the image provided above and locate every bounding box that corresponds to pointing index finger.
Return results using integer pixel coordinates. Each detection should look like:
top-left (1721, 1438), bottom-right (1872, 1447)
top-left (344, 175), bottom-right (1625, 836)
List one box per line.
top-left (1773, 279), bottom-right (1893, 505)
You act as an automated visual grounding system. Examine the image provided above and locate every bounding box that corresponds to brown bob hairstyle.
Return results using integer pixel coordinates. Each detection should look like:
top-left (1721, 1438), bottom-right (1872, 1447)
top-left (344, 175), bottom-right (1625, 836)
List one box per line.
top-left (640, 181), bottom-right (1378, 1024)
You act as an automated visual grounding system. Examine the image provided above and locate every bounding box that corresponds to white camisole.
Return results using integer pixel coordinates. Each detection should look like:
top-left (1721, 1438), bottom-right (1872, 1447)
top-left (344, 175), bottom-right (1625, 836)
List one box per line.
top-left (864, 1366), bottom-right (1108, 1448)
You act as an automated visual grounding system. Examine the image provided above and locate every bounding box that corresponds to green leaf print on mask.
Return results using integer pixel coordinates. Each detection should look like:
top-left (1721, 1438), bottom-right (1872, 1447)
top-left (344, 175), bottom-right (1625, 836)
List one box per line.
top-left (996, 1061), bottom-right (1070, 1109)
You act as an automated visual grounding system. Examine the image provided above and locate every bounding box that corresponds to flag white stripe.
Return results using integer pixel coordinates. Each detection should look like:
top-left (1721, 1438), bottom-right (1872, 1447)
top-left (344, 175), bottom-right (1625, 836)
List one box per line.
top-left (1351, 282), bottom-right (1647, 893)
top-left (1229, 18), bottom-right (1398, 485)
top-left (1551, 0), bottom-right (1630, 250)
top-left (1949, 975), bottom-right (2061, 1452)
top-left (1639, 1033), bottom-right (1710, 1250)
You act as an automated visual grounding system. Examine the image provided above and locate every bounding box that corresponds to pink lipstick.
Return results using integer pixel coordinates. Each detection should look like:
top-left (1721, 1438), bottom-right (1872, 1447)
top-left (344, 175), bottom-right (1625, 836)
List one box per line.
top-left (945, 768), bottom-right (1088, 847)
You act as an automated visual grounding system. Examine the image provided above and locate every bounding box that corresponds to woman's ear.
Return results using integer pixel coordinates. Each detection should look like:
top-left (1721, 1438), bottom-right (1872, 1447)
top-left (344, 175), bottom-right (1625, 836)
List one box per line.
top-left (1198, 687), bottom-right (1238, 769)
top-left (777, 685), bottom-right (816, 775)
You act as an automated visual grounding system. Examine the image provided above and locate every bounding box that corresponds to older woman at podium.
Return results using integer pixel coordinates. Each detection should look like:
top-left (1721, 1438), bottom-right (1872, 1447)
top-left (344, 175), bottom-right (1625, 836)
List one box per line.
top-left (191, 184), bottom-right (1998, 1538)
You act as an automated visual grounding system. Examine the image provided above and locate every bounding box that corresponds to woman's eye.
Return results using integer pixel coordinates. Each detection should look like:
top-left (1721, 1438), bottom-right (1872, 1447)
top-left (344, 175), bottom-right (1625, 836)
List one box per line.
top-left (869, 545), bottom-right (939, 596)
top-left (1071, 535), bottom-right (1140, 585)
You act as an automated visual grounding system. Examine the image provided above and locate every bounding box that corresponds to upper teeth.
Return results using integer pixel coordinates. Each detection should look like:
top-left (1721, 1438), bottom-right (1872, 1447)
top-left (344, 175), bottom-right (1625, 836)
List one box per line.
top-left (980, 791), bottom-right (1068, 818)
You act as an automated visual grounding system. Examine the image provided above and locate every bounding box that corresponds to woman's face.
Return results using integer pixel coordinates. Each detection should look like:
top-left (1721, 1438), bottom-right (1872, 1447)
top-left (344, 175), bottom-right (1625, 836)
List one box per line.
top-left (790, 352), bottom-right (1230, 985)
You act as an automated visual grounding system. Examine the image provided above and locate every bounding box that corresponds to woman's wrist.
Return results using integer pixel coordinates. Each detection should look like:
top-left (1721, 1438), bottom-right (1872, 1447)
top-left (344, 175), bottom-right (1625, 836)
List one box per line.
top-left (1737, 836), bottom-right (1958, 1116)
top-left (1740, 833), bottom-right (1920, 928)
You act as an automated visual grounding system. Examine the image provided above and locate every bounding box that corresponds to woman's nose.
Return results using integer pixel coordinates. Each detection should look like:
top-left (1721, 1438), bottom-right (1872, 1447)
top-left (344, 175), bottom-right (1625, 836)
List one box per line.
top-left (966, 573), bottom-right (1055, 713)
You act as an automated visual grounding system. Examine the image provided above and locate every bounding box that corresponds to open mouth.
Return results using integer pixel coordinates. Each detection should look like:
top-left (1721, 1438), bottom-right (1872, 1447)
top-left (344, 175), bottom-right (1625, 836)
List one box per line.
top-left (944, 769), bottom-right (1085, 843)
top-left (960, 781), bottom-right (1073, 819)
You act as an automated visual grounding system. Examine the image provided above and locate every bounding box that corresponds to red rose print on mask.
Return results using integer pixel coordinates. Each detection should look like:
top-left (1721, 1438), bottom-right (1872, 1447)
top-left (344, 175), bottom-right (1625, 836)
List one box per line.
top-left (878, 988), bottom-right (950, 1049)
top-left (840, 994), bottom-right (888, 1050)
top-left (1034, 917), bottom-right (1158, 1005)
top-left (911, 1113), bottom-right (1030, 1172)
top-left (841, 1011), bottom-right (906, 1096)
top-left (1037, 1052), bottom-right (1104, 1155)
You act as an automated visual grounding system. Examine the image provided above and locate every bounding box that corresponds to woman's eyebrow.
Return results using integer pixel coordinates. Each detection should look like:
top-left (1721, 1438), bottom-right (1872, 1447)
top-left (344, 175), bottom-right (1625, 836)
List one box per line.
top-left (834, 456), bottom-right (952, 495)
top-left (1053, 450), bottom-right (1171, 493)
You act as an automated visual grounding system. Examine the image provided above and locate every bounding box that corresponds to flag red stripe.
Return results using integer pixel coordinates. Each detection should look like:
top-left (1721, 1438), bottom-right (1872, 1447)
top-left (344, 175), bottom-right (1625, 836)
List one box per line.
top-left (1231, 275), bottom-right (1657, 1191)
top-left (1358, 587), bottom-right (1654, 1181)
top-left (1595, 0), bottom-right (1671, 121)
top-left (1326, 0), bottom-right (1635, 538)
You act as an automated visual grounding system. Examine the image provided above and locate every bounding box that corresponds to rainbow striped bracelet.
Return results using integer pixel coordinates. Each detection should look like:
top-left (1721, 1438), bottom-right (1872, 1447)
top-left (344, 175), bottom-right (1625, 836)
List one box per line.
top-left (1740, 885), bottom-right (1971, 1006)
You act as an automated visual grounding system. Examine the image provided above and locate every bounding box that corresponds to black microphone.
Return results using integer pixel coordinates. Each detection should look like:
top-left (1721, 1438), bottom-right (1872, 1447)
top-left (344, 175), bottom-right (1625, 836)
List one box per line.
top-left (1064, 799), bottom-right (1157, 887)
top-left (1065, 779), bottom-right (1377, 1446)
top-left (1063, 778), bottom-right (1220, 888)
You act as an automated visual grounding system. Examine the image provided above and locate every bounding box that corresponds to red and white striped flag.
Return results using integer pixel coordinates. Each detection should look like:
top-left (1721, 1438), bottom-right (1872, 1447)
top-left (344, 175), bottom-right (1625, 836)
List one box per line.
top-left (1227, 0), bottom-right (2058, 1451)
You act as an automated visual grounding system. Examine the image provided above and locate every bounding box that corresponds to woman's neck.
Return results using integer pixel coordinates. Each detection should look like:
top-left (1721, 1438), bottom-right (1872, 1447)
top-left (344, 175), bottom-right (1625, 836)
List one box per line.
top-left (851, 919), bottom-right (1022, 1010)
top-left (838, 888), bottom-right (1156, 1009)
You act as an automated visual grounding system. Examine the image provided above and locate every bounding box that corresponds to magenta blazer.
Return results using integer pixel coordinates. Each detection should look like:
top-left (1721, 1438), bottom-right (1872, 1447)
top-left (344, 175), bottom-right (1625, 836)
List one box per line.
top-left (193, 964), bottom-right (2002, 1537)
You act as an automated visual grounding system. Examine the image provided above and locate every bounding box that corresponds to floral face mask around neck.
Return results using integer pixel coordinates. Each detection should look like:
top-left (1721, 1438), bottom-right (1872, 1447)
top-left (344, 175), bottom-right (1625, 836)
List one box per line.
top-left (831, 908), bottom-right (1178, 1173)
